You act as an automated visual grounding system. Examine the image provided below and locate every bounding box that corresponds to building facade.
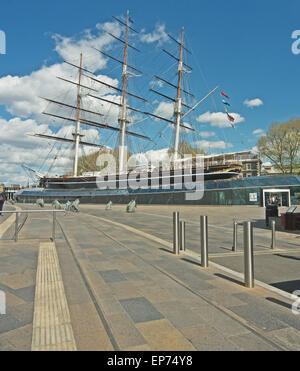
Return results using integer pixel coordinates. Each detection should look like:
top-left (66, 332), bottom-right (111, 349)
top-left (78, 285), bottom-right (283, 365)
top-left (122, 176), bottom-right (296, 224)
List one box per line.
top-left (204, 150), bottom-right (262, 178)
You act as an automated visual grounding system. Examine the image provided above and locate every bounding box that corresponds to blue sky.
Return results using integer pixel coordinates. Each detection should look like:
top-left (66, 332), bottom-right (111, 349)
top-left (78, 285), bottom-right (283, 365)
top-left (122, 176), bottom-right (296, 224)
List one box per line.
top-left (0, 0), bottom-right (300, 184)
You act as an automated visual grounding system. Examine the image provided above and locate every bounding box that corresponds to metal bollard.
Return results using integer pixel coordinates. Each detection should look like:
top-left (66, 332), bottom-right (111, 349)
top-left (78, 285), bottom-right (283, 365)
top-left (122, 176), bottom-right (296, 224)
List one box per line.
top-left (243, 221), bottom-right (254, 288)
top-left (200, 216), bottom-right (208, 267)
top-left (52, 212), bottom-right (56, 242)
top-left (271, 220), bottom-right (276, 249)
top-left (173, 212), bottom-right (180, 255)
top-left (14, 212), bottom-right (19, 242)
top-left (232, 221), bottom-right (238, 252)
top-left (180, 220), bottom-right (186, 252)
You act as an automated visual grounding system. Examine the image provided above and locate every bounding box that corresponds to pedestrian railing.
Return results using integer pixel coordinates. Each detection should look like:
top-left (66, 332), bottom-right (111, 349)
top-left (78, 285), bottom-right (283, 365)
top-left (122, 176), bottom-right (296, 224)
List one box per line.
top-left (0, 210), bottom-right (66, 242)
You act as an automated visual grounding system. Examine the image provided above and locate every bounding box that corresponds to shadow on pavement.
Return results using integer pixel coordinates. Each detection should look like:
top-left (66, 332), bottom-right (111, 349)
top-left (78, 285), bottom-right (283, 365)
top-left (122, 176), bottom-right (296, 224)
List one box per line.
top-left (271, 280), bottom-right (300, 294)
top-left (265, 297), bottom-right (292, 310)
top-left (214, 273), bottom-right (244, 287)
top-left (275, 254), bottom-right (300, 262)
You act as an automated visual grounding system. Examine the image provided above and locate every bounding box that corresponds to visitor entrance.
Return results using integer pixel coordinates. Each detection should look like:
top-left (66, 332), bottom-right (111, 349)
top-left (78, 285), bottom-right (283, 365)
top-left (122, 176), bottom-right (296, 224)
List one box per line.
top-left (262, 188), bottom-right (290, 207)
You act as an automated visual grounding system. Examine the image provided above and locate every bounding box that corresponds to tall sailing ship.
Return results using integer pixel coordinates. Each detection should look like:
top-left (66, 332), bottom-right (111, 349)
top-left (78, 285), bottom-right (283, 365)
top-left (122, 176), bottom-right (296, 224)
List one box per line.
top-left (19, 11), bottom-right (242, 203)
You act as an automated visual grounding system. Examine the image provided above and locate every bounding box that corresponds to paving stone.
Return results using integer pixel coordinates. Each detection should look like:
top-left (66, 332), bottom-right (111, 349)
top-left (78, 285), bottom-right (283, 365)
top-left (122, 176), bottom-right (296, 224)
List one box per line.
top-left (87, 254), bottom-right (104, 262)
top-left (138, 285), bottom-right (176, 303)
top-left (69, 302), bottom-right (114, 351)
top-left (180, 324), bottom-right (241, 351)
top-left (202, 309), bottom-right (253, 337)
top-left (123, 344), bottom-right (152, 351)
top-left (4, 292), bottom-right (25, 307)
top-left (233, 292), bottom-right (300, 331)
top-left (99, 297), bottom-right (127, 316)
top-left (155, 301), bottom-right (206, 329)
top-left (0, 273), bottom-right (35, 291)
top-left (119, 297), bottom-right (164, 323)
top-left (99, 270), bottom-right (127, 283)
top-left (229, 304), bottom-right (289, 332)
top-left (0, 314), bottom-right (21, 334)
top-left (7, 302), bottom-right (33, 327)
top-left (77, 243), bottom-right (98, 250)
top-left (136, 319), bottom-right (195, 351)
top-left (228, 332), bottom-right (281, 351)
top-left (106, 312), bottom-right (148, 349)
top-left (0, 336), bottom-right (17, 351)
top-left (127, 248), bottom-right (149, 255)
top-left (0, 324), bottom-right (32, 351)
top-left (123, 271), bottom-right (150, 281)
top-left (108, 281), bottom-right (142, 300)
top-left (199, 288), bottom-right (246, 307)
top-left (13, 285), bottom-right (35, 303)
top-left (268, 327), bottom-right (300, 351)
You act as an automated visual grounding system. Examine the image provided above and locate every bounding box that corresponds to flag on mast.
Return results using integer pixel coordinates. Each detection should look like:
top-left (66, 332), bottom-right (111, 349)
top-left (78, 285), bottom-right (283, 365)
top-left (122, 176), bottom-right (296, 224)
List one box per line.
top-left (226, 109), bottom-right (235, 122)
top-left (220, 91), bottom-right (230, 99)
top-left (222, 99), bottom-right (231, 106)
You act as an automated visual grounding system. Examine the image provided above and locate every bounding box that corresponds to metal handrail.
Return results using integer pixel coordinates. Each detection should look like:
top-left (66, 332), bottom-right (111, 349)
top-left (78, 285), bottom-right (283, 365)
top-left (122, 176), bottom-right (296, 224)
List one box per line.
top-left (1, 209), bottom-right (66, 242)
top-left (1, 210), bottom-right (66, 214)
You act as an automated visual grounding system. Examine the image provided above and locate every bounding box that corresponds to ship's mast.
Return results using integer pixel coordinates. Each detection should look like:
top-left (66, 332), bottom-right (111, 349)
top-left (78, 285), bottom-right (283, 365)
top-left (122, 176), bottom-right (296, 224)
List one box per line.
top-left (35, 15), bottom-right (219, 179)
top-left (36, 27), bottom-right (152, 178)
top-left (73, 53), bottom-right (83, 176)
top-left (173, 28), bottom-right (184, 161)
top-left (149, 29), bottom-right (219, 160)
top-left (119, 10), bottom-right (130, 173)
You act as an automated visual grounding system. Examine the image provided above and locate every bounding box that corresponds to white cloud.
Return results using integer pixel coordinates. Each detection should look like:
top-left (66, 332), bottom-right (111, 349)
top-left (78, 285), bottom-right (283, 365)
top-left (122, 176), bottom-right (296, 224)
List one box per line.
top-left (53, 21), bottom-right (122, 73)
top-left (252, 128), bottom-right (265, 136)
top-left (196, 111), bottom-right (245, 128)
top-left (0, 117), bottom-right (100, 185)
top-left (0, 20), bottom-right (173, 185)
top-left (0, 63), bottom-right (73, 118)
top-left (0, 23), bottom-right (122, 119)
top-left (199, 131), bottom-right (215, 138)
top-left (195, 140), bottom-right (233, 150)
top-left (243, 98), bottom-right (263, 108)
top-left (0, 22), bottom-right (127, 185)
top-left (133, 148), bottom-right (169, 165)
top-left (153, 101), bottom-right (174, 120)
top-left (140, 24), bottom-right (169, 46)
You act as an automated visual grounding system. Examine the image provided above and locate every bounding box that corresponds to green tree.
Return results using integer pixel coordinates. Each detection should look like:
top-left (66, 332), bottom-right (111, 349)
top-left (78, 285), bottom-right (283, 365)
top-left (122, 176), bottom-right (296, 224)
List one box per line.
top-left (257, 118), bottom-right (300, 174)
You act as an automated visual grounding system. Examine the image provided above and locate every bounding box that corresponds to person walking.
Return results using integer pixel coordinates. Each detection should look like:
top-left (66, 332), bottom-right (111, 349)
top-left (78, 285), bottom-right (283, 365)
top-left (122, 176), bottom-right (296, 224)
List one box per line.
top-left (0, 187), bottom-right (7, 216)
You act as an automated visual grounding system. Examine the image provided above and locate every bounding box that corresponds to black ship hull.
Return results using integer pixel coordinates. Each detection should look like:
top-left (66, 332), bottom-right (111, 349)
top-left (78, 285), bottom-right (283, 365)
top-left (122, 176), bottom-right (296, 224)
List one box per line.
top-left (41, 165), bottom-right (242, 190)
top-left (15, 164), bottom-right (242, 205)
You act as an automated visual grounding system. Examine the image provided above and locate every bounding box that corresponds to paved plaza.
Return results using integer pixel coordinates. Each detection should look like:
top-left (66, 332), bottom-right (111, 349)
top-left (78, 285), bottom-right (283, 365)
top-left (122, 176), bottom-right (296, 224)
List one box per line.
top-left (0, 203), bottom-right (299, 351)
